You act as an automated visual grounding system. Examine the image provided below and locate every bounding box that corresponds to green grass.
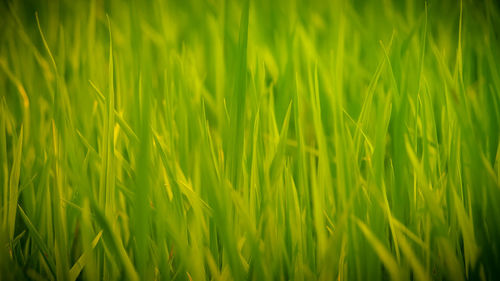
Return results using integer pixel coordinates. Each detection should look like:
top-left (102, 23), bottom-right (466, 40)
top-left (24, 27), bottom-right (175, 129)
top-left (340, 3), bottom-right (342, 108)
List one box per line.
top-left (1, 0), bottom-right (499, 280)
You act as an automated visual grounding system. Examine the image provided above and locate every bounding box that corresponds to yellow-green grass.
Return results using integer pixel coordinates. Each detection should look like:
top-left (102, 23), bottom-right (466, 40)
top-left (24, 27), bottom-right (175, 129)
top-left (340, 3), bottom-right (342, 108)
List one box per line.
top-left (0, 0), bottom-right (499, 280)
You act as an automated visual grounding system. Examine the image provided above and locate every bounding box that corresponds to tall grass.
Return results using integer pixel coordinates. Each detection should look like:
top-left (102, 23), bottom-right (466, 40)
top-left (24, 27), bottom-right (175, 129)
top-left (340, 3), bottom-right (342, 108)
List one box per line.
top-left (1, 0), bottom-right (499, 280)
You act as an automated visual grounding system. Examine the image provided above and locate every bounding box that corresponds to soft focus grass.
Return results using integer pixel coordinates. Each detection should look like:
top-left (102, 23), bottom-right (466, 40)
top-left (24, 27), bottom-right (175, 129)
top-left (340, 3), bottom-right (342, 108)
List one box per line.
top-left (1, 0), bottom-right (499, 280)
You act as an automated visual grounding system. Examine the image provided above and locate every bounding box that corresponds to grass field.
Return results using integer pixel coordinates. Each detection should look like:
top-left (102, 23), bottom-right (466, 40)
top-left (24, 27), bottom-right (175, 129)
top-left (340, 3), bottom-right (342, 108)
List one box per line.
top-left (1, 0), bottom-right (499, 280)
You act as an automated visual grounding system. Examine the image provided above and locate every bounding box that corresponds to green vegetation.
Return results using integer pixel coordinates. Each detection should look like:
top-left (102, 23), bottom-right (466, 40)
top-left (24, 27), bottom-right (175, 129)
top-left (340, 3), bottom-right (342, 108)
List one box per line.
top-left (1, 0), bottom-right (499, 280)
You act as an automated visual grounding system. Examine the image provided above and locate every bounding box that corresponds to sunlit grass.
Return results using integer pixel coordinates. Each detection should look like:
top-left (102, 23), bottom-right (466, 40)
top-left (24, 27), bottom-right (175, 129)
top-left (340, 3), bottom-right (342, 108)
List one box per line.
top-left (1, 0), bottom-right (499, 280)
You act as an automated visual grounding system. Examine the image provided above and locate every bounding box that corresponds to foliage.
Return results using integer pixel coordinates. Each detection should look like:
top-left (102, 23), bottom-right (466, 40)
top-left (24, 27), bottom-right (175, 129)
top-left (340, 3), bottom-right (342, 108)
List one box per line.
top-left (0, 0), bottom-right (499, 280)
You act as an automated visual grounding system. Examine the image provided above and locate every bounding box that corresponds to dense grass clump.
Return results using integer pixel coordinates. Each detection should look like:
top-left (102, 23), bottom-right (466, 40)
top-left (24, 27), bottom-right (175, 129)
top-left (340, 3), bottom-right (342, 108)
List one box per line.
top-left (1, 0), bottom-right (499, 280)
